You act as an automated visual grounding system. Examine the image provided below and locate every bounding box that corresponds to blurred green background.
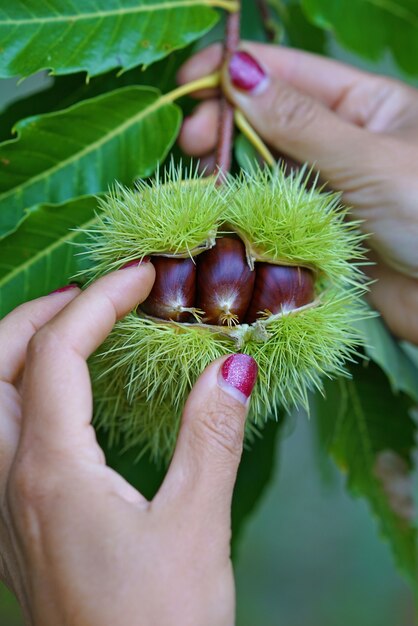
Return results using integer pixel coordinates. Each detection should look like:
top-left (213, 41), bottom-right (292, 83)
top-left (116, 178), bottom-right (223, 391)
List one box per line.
top-left (0, 34), bottom-right (417, 626)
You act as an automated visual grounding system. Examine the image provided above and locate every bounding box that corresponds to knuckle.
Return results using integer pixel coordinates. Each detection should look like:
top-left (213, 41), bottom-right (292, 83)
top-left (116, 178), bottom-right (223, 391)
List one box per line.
top-left (4, 457), bottom-right (56, 552)
top-left (6, 456), bottom-right (56, 512)
top-left (271, 88), bottom-right (317, 135)
top-left (7, 459), bottom-right (36, 505)
top-left (334, 76), bottom-right (409, 129)
top-left (333, 76), bottom-right (394, 126)
top-left (192, 402), bottom-right (244, 459)
top-left (27, 326), bottom-right (59, 360)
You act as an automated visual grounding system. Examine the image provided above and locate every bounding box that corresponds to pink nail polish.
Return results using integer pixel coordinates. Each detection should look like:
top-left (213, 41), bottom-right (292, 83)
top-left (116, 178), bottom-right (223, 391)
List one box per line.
top-left (219, 353), bottom-right (258, 404)
top-left (49, 283), bottom-right (79, 295)
top-left (119, 257), bottom-right (150, 270)
top-left (228, 51), bottom-right (268, 93)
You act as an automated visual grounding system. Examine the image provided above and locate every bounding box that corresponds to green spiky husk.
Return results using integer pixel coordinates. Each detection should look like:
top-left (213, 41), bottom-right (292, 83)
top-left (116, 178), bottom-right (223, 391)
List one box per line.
top-left (83, 164), bottom-right (368, 463)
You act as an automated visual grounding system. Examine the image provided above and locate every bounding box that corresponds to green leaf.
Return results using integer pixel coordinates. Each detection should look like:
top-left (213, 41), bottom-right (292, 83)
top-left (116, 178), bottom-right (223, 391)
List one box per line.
top-left (284, 1), bottom-right (327, 54)
top-left (0, 48), bottom-right (190, 143)
top-left (0, 195), bottom-right (98, 317)
top-left (315, 361), bottom-right (417, 583)
top-left (0, 0), bottom-right (219, 78)
top-left (357, 315), bottom-right (418, 403)
top-left (241, 0), bottom-right (269, 42)
top-left (232, 419), bottom-right (282, 552)
top-left (234, 133), bottom-right (262, 172)
top-left (302, 0), bottom-right (418, 75)
top-left (98, 433), bottom-right (165, 501)
top-left (401, 341), bottom-right (418, 370)
top-left (0, 86), bottom-right (181, 237)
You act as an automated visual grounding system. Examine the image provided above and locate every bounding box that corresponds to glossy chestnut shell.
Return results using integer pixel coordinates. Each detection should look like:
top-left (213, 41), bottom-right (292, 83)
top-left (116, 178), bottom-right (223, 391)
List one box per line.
top-left (140, 237), bottom-right (315, 326)
top-left (196, 237), bottom-right (255, 325)
top-left (245, 264), bottom-right (314, 323)
top-left (140, 256), bottom-right (196, 323)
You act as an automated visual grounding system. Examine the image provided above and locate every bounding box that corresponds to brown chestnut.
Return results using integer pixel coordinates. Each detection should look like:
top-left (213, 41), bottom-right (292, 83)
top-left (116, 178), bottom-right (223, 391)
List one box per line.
top-left (245, 264), bottom-right (314, 323)
top-left (196, 237), bottom-right (255, 326)
top-left (140, 257), bottom-right (196, 322)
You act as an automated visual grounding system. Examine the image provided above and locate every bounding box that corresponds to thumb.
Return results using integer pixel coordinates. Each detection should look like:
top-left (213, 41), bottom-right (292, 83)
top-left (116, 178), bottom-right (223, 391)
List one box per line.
top-left (157, 354), bottom-right (257, 523)
top-left (222, 50), bottom-right (383, 187)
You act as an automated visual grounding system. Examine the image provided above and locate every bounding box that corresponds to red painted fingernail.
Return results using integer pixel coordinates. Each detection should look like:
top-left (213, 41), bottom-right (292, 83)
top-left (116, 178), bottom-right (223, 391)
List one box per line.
top-left (119, 257), bottom-right (150, 270)
top-left (49, 283), bottom-right (79, 295)
top-left (228, 51), bottom-right (268, 93)
top-left (219, 353), bottom-right (258, 404)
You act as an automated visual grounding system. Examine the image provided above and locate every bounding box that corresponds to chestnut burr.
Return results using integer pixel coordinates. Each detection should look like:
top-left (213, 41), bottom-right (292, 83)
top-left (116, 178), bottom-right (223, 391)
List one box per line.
top-left (141, 257), bottom-right (196, 322)
top-left (196, 237), bottom-right (255, 325)
top-left (245, 264), bottom-right (314, 323)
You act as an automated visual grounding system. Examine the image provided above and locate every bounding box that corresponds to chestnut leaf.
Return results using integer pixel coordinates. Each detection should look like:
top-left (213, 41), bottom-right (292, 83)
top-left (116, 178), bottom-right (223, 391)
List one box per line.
top-left (357, 315), bottom-right (418, 404)
top-left (0, 0), bottom-right (219, 78)
top-left (302, 0), bottom-right (418, 76)
top-left (0, 50), bottom-right (189, 143)
top-left (0, 86), bottom-right (181, 238)
top-left (315, 361), bottom-right (417, 586)
top-left (0, 195), bottom-right (97, 317)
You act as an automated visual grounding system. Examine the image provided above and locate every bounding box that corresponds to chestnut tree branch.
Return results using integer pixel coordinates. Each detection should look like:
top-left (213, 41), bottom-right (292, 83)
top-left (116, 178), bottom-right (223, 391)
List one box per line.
top-left (215, 5), bottom-right (241, 182)
top-left (256, 0), bottom-right (283, 42)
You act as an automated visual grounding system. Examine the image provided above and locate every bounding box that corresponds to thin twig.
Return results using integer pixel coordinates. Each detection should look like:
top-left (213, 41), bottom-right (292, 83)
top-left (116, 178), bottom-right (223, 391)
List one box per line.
top-left (256, 0), bottom-right (280, 43)
top-left (164, 72), bottom-right (220, 103)
top-left (215, 5), bottom-right (241, 183)
top-left (234, 110), bottom-right (275, 167)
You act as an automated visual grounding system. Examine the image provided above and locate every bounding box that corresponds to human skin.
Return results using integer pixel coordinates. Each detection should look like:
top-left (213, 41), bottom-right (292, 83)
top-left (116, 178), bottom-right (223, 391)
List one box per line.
top-left (178, 43), bottom-right (418, 345)
top-left (0, 262), bottom-right (257, 626)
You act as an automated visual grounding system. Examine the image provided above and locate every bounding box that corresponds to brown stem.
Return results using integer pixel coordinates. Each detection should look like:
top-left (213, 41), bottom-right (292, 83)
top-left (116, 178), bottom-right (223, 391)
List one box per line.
top-left (256, 0), bottom-right (280, 42)
top-left (215, 6), bottom-right (241, 183)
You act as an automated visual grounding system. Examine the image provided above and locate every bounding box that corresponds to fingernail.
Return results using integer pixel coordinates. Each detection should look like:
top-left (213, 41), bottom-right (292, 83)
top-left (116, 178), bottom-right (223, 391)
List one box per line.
top-left (228, 51), bottom-right (268, 93)
top-left (119, 257), bottom-right (150, 270)
top-left (49, 283), bottom-right (79, 295)
top-left (218, 353), bottom-right (258, 405)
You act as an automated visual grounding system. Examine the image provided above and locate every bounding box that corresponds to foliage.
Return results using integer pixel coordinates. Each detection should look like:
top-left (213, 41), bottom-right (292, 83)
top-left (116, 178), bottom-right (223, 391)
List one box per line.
top-left (0, 195), bottom-right (97, 316)
top-left (315, 360), bottom-right (417, 583)
top-left (0, 87), bottom-right (181, 237)
top-left (302, 0), bottom-right (418, 75)
top-left (0, 0), bottom-right (220, 77)
top-left (357, 314), bottom-right (418, 402)
top-left (0, 0), bottom-right (418, 604)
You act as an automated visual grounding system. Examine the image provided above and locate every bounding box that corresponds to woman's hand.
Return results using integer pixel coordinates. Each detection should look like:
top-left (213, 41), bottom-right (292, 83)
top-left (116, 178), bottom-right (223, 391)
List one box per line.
top-left (0, 262), bottom-right (257, 626)
top-left (178, 43), bottom-right (418, 344)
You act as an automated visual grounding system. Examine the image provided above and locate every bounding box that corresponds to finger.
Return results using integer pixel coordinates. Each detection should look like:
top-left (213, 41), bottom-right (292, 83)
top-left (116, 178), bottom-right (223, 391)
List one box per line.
top-left (157, 354), bottom-right (258, 527)
top-left (0, 286), bottom-right (80, 489)
top-left (248, 44), bottom-right (418, 132)
top-left (197, 152), bottom-right (217, 175)
top-left (179, 100), bottom-right (219, 156)
top-left (178, 43), bottom-right (417, 131)
top-left (177, 42), bottom-right (222, 96)
top-left (178, 42), bottom-right (365, 105)
top-left (0, 285), bottom-right (80, 384)
top-left (19, 261), bottom-right (155, 455)
top-left (0, 387), bottom-right (20, 485)
top-left (221, 50), bottom-right (396, 191)
top-left (242, 44), bottom-right (415, 130)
